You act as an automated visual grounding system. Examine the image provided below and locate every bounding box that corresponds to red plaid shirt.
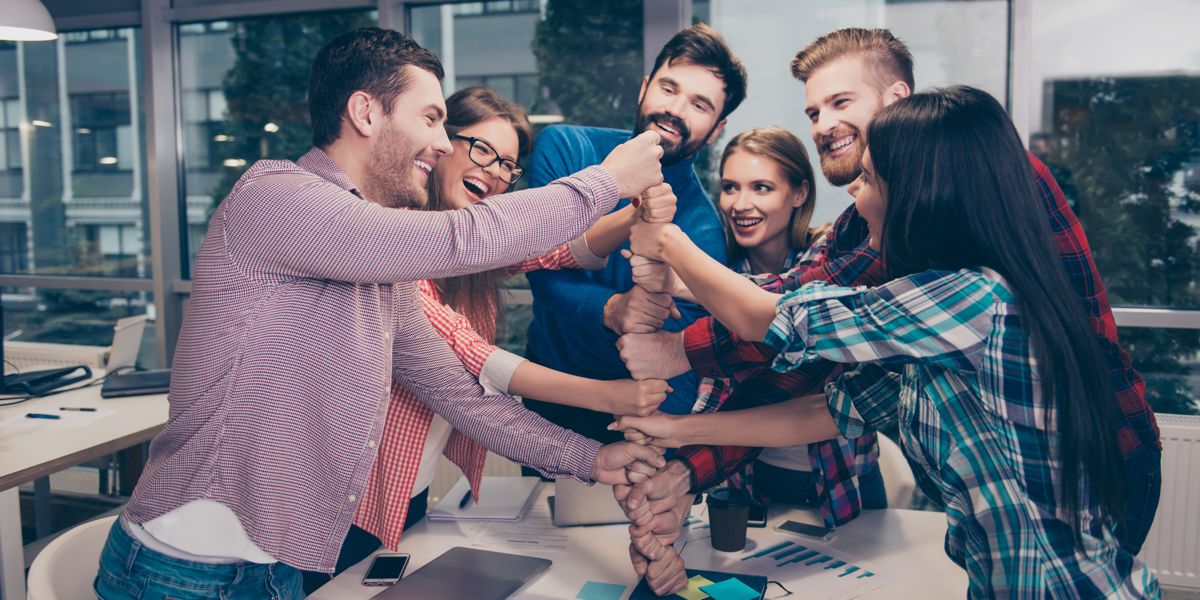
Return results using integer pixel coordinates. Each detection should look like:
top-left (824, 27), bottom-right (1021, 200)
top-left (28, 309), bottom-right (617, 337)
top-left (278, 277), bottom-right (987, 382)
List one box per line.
top-left (676, 155), bottom-right (1159, 505)
top-left (125, 148), bottom-right (618, 572)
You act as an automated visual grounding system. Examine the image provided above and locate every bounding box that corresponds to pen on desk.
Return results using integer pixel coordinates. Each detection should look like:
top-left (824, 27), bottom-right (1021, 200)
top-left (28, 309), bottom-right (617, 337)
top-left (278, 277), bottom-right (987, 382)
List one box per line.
top-left (26, 413), bottom-right (60, 420)
top-left (458, 490), bottom-right (472, 509)
top-left (59, 407), bottom-right (97, 412)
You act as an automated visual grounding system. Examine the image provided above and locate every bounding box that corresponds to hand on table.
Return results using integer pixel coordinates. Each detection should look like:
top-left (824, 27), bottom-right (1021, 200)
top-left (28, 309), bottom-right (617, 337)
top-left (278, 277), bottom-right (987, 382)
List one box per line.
top-left (628, 541), bottom-right (689, 596)
top-left (601, 131), bottom-right (665, 200)
top-left (614, 459), bottom-right (696, 595)
top-left (602, 285), bottom-right (681, 335)
top-left (616, 330), bottom-right (690, 381)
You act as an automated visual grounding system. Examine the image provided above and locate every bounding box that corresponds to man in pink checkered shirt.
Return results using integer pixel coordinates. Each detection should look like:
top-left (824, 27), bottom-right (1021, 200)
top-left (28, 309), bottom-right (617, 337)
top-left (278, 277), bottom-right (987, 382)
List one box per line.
top-left (94, 28), bottom-right (668, 600)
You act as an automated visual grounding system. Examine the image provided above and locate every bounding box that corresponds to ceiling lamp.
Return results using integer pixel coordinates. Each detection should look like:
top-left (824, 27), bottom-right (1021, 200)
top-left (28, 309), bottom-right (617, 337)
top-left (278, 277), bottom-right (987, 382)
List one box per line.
top-left (0, 0), bottom-right (58, 42)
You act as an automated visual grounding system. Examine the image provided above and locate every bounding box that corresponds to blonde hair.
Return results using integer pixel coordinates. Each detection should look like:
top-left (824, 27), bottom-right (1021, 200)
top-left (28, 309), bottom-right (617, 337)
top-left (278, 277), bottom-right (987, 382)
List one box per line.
top-left (790, 28), bottom-right (914, 94)
top-left (719, 127), bottom-right (819, 265)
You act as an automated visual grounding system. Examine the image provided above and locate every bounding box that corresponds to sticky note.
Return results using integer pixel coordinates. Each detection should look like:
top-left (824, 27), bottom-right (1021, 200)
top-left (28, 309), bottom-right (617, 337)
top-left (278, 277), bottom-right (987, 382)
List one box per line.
top-left (576, 581), bottom-right (626, 600)
top-left (676, 574), bottom-right (716, 600)
top-left (700, 577), bottom-right (761, 600)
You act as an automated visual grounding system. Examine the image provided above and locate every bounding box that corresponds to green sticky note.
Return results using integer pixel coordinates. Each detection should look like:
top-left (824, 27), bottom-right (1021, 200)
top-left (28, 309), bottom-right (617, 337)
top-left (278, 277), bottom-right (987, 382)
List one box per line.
top-left (700, 577), bottom-right (761, 600)
top-left (676, 575), bottom-right (715, 600)
top-left (577, 581), bottom-right (627, 600)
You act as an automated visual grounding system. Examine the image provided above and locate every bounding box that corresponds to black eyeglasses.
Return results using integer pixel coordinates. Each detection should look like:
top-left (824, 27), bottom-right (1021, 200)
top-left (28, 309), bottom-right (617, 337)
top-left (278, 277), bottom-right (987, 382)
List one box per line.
top-left (451, 134), bottom-right (525, 185)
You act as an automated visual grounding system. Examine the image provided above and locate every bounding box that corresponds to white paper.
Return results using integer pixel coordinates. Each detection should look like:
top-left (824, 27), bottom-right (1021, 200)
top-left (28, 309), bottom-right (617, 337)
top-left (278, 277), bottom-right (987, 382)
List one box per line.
top-left (675, 514), bottom-right (712, 543)
top-left (0, 409), bottom-right (118, 428)
top-left (680, 533), bottom-right (902, 600)
top-left (472, 500), bottom-right (581, 553)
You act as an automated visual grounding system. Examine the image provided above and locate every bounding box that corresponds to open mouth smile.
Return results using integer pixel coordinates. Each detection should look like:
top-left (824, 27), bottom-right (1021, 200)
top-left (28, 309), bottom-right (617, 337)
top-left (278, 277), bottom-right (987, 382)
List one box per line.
top-left (826, 134), bottom-right (856, 156)
top-left (462, 176), bottom-right (491, 200)
top-left (414, 157), bottom-right (434, 177)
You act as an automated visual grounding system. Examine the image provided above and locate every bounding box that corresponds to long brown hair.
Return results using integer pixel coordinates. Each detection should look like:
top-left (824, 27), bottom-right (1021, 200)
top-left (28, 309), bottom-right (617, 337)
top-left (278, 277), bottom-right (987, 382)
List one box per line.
top-left (718, 127), bottom-right (819, 267)
top-left (423, 86), bottom-right (534, 340)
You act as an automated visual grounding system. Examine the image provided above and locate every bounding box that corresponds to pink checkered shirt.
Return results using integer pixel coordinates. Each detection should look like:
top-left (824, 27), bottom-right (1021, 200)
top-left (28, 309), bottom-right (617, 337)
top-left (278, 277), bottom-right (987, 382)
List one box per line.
top-left (123, 148), bottom-right (617, 572)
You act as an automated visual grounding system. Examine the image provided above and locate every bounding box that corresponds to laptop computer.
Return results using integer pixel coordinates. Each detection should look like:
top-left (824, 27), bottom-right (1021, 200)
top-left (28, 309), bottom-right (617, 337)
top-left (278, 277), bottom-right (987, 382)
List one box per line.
top-left (372, 547), bottom-right (551, 600)
top-left (101, 314), bottom-right (171, 398)
top-left (551, 478), bottom-right (631, 527)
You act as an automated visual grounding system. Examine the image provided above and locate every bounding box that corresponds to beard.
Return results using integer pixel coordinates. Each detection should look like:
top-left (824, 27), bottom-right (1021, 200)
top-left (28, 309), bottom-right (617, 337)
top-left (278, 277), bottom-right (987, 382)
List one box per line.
top-left (360, 118), bottom-right (428, 209)
top-left (634, 109), bottom-right (708, 167)
top-left (817, 124), bottom-right (865, 187)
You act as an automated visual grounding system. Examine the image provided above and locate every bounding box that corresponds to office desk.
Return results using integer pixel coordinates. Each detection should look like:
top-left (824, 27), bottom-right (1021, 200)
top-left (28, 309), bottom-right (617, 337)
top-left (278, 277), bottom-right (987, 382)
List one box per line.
top-left (313, 483), bottom-right (967, 600)
top-left (0, 377), bottom-right (169, 600)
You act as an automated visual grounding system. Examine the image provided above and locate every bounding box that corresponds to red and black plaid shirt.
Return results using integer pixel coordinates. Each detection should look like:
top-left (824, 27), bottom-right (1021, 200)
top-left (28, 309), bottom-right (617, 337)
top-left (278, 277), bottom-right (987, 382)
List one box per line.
top-left (676, 154), bottom-right (1160, 504)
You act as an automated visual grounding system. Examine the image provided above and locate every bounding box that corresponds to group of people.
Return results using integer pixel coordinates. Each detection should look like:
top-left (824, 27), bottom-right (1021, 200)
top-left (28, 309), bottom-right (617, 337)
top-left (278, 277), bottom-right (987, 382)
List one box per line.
top-left (92, 21), bottom-right (1163, 600)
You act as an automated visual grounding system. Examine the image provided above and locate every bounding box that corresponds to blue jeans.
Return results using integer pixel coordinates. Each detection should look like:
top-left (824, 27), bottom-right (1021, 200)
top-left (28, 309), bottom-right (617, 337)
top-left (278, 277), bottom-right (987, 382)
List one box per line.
top-left (1117, 447), bottom-right (1161, 555)
top-left (95, 519), bottom-right (304, 600)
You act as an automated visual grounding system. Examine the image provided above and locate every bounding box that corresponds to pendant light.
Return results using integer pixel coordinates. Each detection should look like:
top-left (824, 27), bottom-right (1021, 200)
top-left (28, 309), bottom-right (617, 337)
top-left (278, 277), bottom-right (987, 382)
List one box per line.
top-left (0, 0), bottom-right (58, 42)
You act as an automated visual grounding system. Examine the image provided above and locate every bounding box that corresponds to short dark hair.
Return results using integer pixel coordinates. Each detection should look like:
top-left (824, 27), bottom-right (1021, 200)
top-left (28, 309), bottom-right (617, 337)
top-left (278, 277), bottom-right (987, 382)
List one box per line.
top-left (308, 27), bottom-right (444, 148)
top-left (791, 28), bottom-right (914, 94)
top-left (647, 23), bottom-right (747, 121)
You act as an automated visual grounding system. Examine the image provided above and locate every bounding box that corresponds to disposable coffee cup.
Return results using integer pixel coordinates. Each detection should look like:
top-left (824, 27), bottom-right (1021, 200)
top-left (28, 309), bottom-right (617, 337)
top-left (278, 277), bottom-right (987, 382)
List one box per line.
top-left (706, 488), bottom-right (752, 552)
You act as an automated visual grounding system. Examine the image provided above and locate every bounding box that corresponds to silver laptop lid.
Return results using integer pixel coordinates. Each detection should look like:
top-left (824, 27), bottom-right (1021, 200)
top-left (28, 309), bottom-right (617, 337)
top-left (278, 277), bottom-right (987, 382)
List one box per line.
top-left (552, 478), bottom-right (631, 527)
top-left (373, 547), bottom-right (550, 600)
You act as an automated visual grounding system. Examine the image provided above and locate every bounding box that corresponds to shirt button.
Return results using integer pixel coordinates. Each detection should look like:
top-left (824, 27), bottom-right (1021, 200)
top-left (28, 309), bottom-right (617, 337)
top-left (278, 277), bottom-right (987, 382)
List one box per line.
top-left (348, 495), bottom-right (357, 502)
top-left (368, 440), bottom-right (377, 448)
top-left (384, 331), bottom-right (391, 340)
top-left (710, 369), bottom-right (718, 377)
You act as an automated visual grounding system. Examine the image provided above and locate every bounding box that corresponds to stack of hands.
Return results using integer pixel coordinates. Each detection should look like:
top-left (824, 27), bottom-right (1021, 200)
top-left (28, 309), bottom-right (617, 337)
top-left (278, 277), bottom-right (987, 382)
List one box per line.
top-left (595, 177), bottom-right (703, 596)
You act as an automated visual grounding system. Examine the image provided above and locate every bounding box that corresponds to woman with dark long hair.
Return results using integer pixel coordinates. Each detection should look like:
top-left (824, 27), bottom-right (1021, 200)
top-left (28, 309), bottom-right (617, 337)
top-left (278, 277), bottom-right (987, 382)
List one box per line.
top-left (617, 86), bottom-right (1157, 597)
top-left (303, 86), bottom-right (675, 592)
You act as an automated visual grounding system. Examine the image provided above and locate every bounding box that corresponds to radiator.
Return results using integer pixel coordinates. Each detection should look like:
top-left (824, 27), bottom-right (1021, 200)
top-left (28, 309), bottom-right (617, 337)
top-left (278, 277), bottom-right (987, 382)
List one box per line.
top-left (4, 341), bottom-right (109, 372)
top-left (1138, 413), bottom-right (1200, 590)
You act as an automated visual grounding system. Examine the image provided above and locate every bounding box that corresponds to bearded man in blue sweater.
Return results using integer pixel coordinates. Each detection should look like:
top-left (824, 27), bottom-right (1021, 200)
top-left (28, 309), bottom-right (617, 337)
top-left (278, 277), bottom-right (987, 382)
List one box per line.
top-left (522, 24), bottom-right (748, 446)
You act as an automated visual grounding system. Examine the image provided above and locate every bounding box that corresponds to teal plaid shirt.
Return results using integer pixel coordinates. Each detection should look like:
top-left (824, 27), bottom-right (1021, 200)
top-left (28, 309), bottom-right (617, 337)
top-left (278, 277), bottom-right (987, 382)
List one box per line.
top-left (764, 267), bottom-right (1158, 599)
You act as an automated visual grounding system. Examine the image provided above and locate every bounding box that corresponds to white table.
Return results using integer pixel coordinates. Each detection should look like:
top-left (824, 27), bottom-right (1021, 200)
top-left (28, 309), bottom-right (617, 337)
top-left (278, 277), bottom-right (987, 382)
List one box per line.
top-left (0, 377), bottom-right (169, 600)
top-left (312, 483), bottom-right (967, 600)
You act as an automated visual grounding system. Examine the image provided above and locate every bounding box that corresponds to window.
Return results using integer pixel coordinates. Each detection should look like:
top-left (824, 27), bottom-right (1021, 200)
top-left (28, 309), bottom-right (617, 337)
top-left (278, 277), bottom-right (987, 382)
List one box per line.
top-left (178, 10), bottom-right (379, 274)
top-left (1031, 0), bottom-right (1200, 415)
top-left (0, 28), bottom-right (148, 279)
top-left (2, 287), bottom-right (157, 368)
top-left (408, 0), bottom-right (642, 350)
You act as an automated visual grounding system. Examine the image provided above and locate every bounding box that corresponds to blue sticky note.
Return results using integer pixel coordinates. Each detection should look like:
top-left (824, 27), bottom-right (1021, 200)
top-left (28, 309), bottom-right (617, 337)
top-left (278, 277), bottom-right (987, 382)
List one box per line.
top-left (577, 581), bottom-right (627, 600)
top-left (700, 577), bottom-right (761, 600)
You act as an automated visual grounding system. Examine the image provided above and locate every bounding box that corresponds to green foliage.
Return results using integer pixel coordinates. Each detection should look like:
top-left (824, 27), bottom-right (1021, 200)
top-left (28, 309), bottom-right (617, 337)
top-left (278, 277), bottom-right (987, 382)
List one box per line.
top-left (1048, 76), bottom-right (1200, 415)
top-left (532, 0), bottom-right (643, 130)
top-left (209, 12), bottom-right (377, 211)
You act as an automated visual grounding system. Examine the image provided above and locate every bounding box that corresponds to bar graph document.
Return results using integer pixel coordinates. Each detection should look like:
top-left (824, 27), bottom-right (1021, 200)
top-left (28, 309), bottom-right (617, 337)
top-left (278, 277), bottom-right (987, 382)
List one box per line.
top-left (680, 534), bottom-right (902, 600)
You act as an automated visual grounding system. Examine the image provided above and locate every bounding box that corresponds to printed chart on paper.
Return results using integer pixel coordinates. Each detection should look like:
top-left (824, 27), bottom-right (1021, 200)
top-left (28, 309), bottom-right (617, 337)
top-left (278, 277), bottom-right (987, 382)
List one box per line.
top-left (681, 534), bottom-right (901, 600)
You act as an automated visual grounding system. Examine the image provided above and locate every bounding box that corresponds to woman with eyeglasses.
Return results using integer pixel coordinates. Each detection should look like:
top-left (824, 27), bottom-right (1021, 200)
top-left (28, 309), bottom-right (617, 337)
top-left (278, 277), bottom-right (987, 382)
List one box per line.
top-left (300, 86), bottom-right (674, 593)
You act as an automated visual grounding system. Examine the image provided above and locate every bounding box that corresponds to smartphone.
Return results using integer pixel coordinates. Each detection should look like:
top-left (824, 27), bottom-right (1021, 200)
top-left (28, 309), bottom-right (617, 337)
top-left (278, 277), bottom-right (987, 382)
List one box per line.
top-left (747, 503), bottom-right (768, 528)
top-left (775, 520), bottom-right (836, 542)
top-left (362, 553), bottom-right (410, 586)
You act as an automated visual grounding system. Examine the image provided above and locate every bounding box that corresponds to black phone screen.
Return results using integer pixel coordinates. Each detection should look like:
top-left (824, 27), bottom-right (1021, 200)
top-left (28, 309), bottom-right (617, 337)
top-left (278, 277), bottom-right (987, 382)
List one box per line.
top-left (748, 503), bottom-right (767, 527)
top-left (364, 555), bottom-right (409, 581)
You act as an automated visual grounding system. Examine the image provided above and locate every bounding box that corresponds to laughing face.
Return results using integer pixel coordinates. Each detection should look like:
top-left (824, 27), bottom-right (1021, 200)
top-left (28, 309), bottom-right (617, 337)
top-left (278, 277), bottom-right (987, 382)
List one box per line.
top-left (359, 66), bottom-right (450, 209)
top-left (435, 116), bottom-right (520, 209)
top-left (720, 150), bottom-right (808, 254)
top-left (634, 61), bottom-right (727, 167)
top-left (803, 57), bottom-right (886, 187)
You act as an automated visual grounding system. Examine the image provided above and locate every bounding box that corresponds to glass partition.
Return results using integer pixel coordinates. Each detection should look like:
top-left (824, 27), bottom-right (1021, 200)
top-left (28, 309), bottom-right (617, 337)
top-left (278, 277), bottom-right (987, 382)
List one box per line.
top-left (1031, 0), bottom-right (1200, 414)
top-left (0, 29), bottom-right (148, 279)
top-left (178, 10), bottom-right (379, 272)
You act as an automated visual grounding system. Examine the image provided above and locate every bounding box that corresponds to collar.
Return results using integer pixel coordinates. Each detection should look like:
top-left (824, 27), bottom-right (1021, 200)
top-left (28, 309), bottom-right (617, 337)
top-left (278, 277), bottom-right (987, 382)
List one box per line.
top-left (297, 147), bottom-right (364, 199)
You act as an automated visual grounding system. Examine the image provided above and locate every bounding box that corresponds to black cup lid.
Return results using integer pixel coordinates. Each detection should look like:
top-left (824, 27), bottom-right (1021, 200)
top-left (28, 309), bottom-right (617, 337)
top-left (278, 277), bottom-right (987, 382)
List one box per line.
top-left (705, 487), bottom-right (752, 510)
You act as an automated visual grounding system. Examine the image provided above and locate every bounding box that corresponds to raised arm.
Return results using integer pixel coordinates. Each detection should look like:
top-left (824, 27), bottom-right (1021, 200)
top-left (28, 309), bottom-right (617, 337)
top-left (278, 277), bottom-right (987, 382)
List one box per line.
top-left (224, 133), bottom-right (663, 285)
